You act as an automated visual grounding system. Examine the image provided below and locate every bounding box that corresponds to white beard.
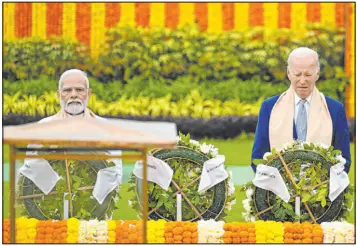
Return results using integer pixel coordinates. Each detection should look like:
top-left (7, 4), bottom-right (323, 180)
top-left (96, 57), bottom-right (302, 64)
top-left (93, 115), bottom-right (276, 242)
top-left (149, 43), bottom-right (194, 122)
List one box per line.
top-left (60, 98), bottom-right (88, 115)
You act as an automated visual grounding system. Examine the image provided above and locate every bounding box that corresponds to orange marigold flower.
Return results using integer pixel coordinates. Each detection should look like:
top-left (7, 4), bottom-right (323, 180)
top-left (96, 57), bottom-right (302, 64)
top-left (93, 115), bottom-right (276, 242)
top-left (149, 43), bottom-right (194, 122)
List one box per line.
top-left (183, 237), bottom-right (191, 243)
top-left (174, 235), bottom-right (183, 241)
top-left (232, 237), bottom-right (241, 243)
top-left (240, 231), bottom-right (249, 237)
top-left (312, 236), bottom-right (323, 243)
top-left (173, 226), bottom-right (183, 235)
top-left (223, 224), bottom-right (232, 231)
top-left (224, 231), bottom-right (232, 238)
top-left (182, 231), bottom-right (192, 238)
top-left (223, 237), bottom-right (232, 243)
top-left (303, 238), bottom-right (313, 243)
top-left (284, 238), bottom-right (294, 244)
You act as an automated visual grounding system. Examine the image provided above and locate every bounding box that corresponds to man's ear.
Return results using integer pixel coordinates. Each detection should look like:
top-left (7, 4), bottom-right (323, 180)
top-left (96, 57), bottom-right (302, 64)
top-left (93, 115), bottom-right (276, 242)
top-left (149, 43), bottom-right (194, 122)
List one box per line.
top-left (57, 90), bottom-right (60, 99)
top-left (88, 89), bottom-right (92, 98)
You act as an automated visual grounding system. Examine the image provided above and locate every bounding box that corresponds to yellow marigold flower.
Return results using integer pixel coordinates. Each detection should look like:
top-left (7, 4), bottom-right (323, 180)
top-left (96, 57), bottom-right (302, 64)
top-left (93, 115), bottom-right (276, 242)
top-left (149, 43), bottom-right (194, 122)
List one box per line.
top-left (274, 230), bottom-right (284, 237)
top-left (266, 232), bottom-right (274, 239)
top-left (28, 218), bottom-right (38, 226)
top-left (67, 236), bottom-right (78, 243)
top-left (274, 236), bottom-right (284, 242)
top-left (108, 220), bottom-right (116, 231)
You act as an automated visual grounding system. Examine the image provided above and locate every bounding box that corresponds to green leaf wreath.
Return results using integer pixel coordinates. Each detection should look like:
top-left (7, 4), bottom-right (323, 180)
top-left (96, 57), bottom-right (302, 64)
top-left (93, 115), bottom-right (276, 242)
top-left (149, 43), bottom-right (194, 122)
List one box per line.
top-left (128, 132), bottom-right (236, 221)
top-left (241, 141), bottom-right (354, 223)
top-left (16, 152), bottom-right (119, 220)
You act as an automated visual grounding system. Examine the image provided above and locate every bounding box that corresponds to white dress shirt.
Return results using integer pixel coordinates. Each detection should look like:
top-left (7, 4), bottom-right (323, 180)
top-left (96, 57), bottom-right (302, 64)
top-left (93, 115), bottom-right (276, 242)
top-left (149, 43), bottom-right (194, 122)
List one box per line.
top-left (294, 92), bottom-right (312, 122)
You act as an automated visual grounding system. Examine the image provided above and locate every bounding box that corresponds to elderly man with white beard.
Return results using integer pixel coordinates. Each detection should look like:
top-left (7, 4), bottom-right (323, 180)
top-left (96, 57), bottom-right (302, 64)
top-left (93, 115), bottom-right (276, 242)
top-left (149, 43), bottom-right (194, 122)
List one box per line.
top-left (19, 69), bottom-right (123, 210)
top-left (43, 69), bottom-right (95, 120)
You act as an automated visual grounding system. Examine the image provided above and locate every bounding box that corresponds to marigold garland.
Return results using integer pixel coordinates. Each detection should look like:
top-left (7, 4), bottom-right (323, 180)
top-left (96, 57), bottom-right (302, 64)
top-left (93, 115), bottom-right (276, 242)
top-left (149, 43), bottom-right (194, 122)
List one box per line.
top-left (283, 221), bottom-right (323, 244)
top-left (3, 218), bottom-right (356, 243)
top-left (35, 220), bottom-right (54, 243)
top-left (53, 220), bottom-right (68, 243)
top-left (16, 217), bottom-right (38, 243)
top-left (223, 222), bottom-right (256, 244)
top-left (107, 220), bottom-right (117, 243)
top-left (3, 219), bottom-right (10, 243)
top-left (165, 221), bottom-right (198, 243)
top-left (147, 219), bottom-right (166, 243)
top-left (115, 220), bottom-right (143, 243)
top-left (255, 220), bottom-right (284, 243)
top-left (67, 218), bottom-right (79, 243)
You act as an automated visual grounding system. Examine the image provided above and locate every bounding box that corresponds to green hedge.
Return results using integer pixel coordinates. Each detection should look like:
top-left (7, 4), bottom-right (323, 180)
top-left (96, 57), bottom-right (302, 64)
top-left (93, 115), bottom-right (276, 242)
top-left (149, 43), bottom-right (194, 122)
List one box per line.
top-left (3, 38), bottom-right (91, 81)
top-left (94, 24), bottom-right (348, 84)
top-left (3, 91), bottom-right (262, 118)
top-left (4, 24), bottom-right (348, 85)
top-left (3, 75), bottom-right (347, 104)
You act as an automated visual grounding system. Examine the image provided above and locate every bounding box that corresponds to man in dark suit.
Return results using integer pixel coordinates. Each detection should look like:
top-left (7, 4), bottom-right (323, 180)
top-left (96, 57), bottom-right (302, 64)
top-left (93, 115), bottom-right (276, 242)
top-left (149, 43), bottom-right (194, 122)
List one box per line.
top-left (251, 47), bottom-right (351, 173)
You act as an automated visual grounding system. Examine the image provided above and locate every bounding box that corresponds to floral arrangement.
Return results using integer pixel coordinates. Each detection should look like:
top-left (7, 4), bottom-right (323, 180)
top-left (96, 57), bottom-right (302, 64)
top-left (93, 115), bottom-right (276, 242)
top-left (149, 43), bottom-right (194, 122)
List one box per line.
top-left (78, 220), bottom-right (108, 243)
top-left (223, 222), bottom-right (256, 243)
top-left (3, 218), bottom-right (355, 243)
top-left (242, 141), bottom-right (354, 222)
top-left (255, 221), bottom-right (284, 243)
top-left (17, 158), bottom-right (118, 221)
top-left (198, 219), bottom-right (225, 243)
top-left (35, 220), bottom-right (67, 243)
top-left (3, 219), bottom-right (10, 243)
top-left (107, 220), bottom-right (116, 243)
top-left (283, 221), bottom-right (323, 243)
top-left (15, 217), bottom-right (38, 243)
top-left (67, 218), bottom-right (79, 243)
top-left (321, 221), bottom-right (355, 243)
top-left (179, 133), bottom-right (236, 220)
top-left (129, 132), bottom-right (235, 221)
top-left (165, 221), bottom-right (198, 243)
top-left (115, 220), bottom-right (143, 243)
top-left (147, 219), bottom-right (166, 243)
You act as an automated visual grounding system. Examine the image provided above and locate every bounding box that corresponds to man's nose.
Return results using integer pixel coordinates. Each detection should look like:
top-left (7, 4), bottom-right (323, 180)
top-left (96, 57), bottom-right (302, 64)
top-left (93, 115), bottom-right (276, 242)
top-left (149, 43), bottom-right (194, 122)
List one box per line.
top-left (298, 76), bottom-right (308, 83)
top-left (70, 89), bottom-right (78, 98)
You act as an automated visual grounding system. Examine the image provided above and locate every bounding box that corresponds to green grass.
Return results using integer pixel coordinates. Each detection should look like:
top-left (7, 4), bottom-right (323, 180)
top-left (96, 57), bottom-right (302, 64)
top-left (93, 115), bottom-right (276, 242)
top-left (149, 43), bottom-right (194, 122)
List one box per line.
top-left (2, 140), bottom-right (355, 222)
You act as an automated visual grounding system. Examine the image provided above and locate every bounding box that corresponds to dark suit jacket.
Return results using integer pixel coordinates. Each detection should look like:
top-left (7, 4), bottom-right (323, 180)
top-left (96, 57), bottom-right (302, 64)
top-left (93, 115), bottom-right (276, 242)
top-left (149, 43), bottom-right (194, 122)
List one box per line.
top-left (251, 94), bottom-right (351, 173)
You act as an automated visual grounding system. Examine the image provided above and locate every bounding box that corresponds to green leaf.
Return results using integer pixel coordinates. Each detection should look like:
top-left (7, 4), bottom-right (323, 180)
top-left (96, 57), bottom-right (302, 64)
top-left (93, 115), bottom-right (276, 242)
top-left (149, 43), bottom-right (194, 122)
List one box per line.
top-left (302, 191), bottom-right (312, 202)
top-left (156, 199), bottom-right (164, 209)
top-left (149, 184), bottom-right (155, 193)
top-left (282, 202), bottom-right (293, 211)
top-left (321, 198), bottom-right (327, 207)
top-left (72, 176), bottom-right (82, 182)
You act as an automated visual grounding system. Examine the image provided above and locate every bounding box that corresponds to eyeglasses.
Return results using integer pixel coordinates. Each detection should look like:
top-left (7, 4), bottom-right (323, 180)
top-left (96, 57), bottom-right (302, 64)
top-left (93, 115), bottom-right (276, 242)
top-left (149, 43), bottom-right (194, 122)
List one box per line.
top-left (60, 87), bottom-right (87, 95)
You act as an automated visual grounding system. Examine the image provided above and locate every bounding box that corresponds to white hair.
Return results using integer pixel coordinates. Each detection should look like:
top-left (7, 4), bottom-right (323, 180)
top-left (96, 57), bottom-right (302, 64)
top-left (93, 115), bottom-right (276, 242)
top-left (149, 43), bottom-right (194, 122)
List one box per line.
top-left (287, 47), bottom-right (320, 69)
top-left (58, 69), bottom-right (89, 90)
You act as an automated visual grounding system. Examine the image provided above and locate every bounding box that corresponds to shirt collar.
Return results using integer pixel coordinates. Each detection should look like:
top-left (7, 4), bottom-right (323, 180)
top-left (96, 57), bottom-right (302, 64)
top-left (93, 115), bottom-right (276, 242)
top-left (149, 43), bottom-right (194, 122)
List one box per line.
top-left (294, 92), bottom-right (312, 105)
